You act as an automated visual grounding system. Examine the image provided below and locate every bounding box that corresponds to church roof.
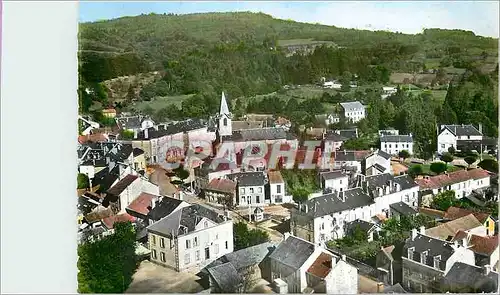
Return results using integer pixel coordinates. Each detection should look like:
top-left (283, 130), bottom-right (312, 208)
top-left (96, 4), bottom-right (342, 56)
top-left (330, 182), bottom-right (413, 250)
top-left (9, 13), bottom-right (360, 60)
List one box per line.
top-left (220, 92), bottom-right (231, 115)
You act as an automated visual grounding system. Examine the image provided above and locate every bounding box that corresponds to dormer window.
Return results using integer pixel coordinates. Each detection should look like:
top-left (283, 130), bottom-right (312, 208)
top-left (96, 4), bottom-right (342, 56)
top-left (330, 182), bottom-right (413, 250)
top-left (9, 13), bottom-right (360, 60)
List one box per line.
top-left (407, 247), bottom-right (415, 260)
top-left (433, 255), bottom-right (441, 269)
top-left (421, 250), bottom-right (428, 265)
top-left (204, 221), bottom-right (208, 228)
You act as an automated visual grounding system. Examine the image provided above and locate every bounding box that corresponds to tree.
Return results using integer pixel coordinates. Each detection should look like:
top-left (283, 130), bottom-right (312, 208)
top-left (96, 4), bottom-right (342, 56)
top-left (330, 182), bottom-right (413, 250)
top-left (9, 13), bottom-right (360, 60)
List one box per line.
top-left (430, 161), bottom-right (448, 175)
top-left (233, 222), bottom-right (270, 251)
top-left (292, 187), bottom-right (311, 204)
top-left (430, 190), bottom-right (457, 211)
top-left (408, 164), bottom-right (423, 178)
top-left (78, 222), bottom-right (137, 293)
top-left (398, 150), bottom-right (411, 162)
top-left (440, 152), bottom-right (454, 165)
top-left (464, 155), bottom-right (477, 167)
top-left (77, 173), bottom-right (90, 189)
top-left (448, 146), bottom-right (456, 155)
top-left (478, 159), bottom-right (498, 173)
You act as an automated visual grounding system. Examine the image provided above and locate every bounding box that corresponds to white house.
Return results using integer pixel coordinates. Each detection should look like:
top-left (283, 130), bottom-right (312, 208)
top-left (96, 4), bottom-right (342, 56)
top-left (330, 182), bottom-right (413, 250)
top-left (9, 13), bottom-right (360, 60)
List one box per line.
top-left (323, 81), bottom-right (342, 89)
top-left (332, 150), bottom-right (370, 173)
top-left (291, 173), bottom-right (420, 245)
top-left (268, 170), bottom-right (291, 204)
top-left (340, 101), bottom-right (366, 123)
top-left (227, 172), bottom-right (268, 207)
top-left (364, 149), bottom-right (393, 176)
top-left (381, 87), bottom-right (397, 99)
top-left (106, 174), bottom-right (160, 212)
top-left (451, 232), bottom-right (499, 270)
top-left (147, 204), bottom-right (234, 272)
top-left (379, 129), bottom-right (400, 137)
top-left (415, 168), bottom-right (491, 201)
top-left (319, 170), bottom-right (349, 192)
top-left (269, 234), bottom-right (358, 294)
top-left (437, 124), bottom-right (483, 154)
top-left (323, 129), bottom-right (358, 155)
top-left (380, 134), bottom-right (414, 156)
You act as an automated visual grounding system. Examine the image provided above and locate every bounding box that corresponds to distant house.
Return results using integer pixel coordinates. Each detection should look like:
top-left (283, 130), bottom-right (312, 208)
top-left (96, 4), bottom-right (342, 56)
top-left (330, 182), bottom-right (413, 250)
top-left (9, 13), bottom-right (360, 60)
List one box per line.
top-left (267, 170), bottom-right (290, 204)
top-left (377, 243), bottom-right (405, 286)
top-left (437, 124), bottom-right (483, 154)
top-left (147, 204), bottom-right (234, 272)
top-left (316, 113), bottom-right (340, 126)
top-left (193, 159), bottom-right (241, 192)
top-left (443, 206), bottom-right (496, 236)
top-left (318, 170), bottom-right (349, 192)
top-left (345, 219), bottom-right (381, 242)
top-left (269, 234), bottom-right (358, 294)
top-left (104, 174), bottom-right (160, 213)
top-left (203, 178), bottom-right (237, 208)
top-left (364, 149), bottom-right (392, 176)
top-left (146, 195), bottom-right (190, 225)
top-left (451, 231), bottom-right (499, 269)
top-left (333, 150), bottom-right (370, 173)
top-left (402, 228), bottom-right (476, 293)
top-left (116, 115), bottom-right (155, 132)
top-left (340, 101), bottom-right (366, 123)
top-left (323, 128), bottom-right (359, 155)
top-left (425, 214), bottom-right (487, 240)
top-left (389, 201), bottom-right (418, 219)
top-left (379, 129), bottom-right (400, 137)
top-left (102, 108), bottom-right (117, 119)
top-left (415, 168), bottom-right (491, 201)
top-left (439, 262), bottom-right (499, 293)
top-left (132, 148), bottom-right (146, 172)
top-left (323, 80), bottom-right (342, 89)
top-left (380, 134), bottom-right (414, 156)
top-left (227, 172), bottom-right (267, 207)
top-left (381, 87), bottom-right (398, 99)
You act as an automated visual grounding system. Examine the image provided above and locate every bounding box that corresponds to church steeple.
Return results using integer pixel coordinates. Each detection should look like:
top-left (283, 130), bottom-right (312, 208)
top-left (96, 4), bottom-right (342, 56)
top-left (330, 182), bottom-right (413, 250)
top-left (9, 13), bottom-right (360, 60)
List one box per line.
top-left (218, 92), bottom-right (232, 137)
top-left (220, 91), bottom-right (231, 115)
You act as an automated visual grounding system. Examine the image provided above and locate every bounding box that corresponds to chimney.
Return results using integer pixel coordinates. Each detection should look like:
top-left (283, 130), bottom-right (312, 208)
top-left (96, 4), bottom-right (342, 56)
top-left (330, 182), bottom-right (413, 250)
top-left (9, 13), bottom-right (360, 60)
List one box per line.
top-left (144, 128), bottom-right (149, 139)
top-left (419, 226), bottom-right (425, 235)
top-left (341, 254), bottom-right (346, 261)
top-left (411, 228), bottom-right (418, 240)
top-left (377, 282), bottom-right (384, 293)
top-left (479, 123), bottom-right (483, 135)
top-left (284, 232), bottom-right (291, 240)
top-left (483, 265), bottom-right (491, 275)
top-left (409, 132), bottom-right (413, 138)
top-left (304, 204), bottom-right (309, 213)
top-left (339, 191), bottom-right (345, 202)
top-left (134, 129), bottom-right (138, 139)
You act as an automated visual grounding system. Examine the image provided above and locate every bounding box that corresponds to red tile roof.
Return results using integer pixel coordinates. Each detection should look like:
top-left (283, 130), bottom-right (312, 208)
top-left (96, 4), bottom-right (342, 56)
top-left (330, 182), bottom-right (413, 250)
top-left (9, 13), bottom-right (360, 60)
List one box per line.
top-left (126, 192), bottom-right (156, 216)
top-left (415, 168), bottom-right (490, 190)
top-left (418, 207), bottom-right (446, 218)
top-left (106, 174), bottom-right (139, 195)
top-left (102, 213), bottom-right (136, 229)
top-left (78, 133), bottom-right (109, 144)
top-left (445, 207), bottom-right (491, 224)
top-left (452, 231), bottom-right (499, 256)
top-left (206, 178), bottom-right (237, 194)
top-left (307, 252), bottom-right (333, 279)
top-left (102, 108), bottom-right (116, 113)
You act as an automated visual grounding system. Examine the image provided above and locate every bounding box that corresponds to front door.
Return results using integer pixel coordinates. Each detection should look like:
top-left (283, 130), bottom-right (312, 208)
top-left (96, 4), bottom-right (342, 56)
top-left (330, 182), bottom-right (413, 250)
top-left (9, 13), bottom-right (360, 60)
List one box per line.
top-left (205, 247), bottom-right (210, 260)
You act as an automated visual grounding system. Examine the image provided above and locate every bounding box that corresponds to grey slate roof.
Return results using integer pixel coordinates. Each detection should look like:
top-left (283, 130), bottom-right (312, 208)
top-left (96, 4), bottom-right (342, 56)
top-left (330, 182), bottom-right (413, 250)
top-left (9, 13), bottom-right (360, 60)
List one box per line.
top-left (226, 172), bottom-right (266, 187)
top-left (116, 116), bottom-right (142, 130)
top-left (207, 263), bottom-right (243, 292)
top-left (340, 101), bottom-right (365, 111)
top-left (380, 135), bottom-right (413, 143)
top-left (442, 124), bottom-right (482, 137)
top-left (368, 163), bottom-right (387, 173)
top-left (269, 236), bottom-right (316, 271)
top-left (320, 170), bottom-right (348, 180)
top-left (225, 127), bottom-right (292, 141)
top-left (337, 129), bottom-right (358, 140)
top-left (390, 202), bottom-right (418, 216)
top-left (375, 149), bottom-right (392, 160)
top-left (147, 196), bottom-right (184, 222)
top-left (440, 262), bottom-right (498, 293)
top-left (365, 173), bottom-right (418, 192)
top-left (324, 131), bottom-right (344, 141)
top-left (147, 204), bottom-right (225, 237)
top-left (334, 151), bottom-right (362, 162)
top-left (300, 188), bottom-right (374, 218)
top-left (165, 118), bottom-right (207, 134)
top-left (403, 233), bottom-right (455, 269)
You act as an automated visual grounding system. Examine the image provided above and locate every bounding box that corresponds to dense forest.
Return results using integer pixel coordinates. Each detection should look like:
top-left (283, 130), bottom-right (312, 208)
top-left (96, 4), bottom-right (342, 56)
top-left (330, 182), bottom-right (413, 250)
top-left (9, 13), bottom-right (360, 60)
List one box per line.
top-left (78, 12), bottom-right (498, 159)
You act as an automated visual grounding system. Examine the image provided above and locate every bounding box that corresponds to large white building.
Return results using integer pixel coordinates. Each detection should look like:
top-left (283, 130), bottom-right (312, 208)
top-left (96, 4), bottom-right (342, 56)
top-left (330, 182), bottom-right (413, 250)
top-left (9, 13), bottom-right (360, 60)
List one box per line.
top-left (147, 204), bottom-right (234, 272)
top-left (291, 173), bottom-right (419, 246)
top-left (437, 124), bottom-right (483, 154)
top-left (380, 134), bottom-right (414, 156)
top-left (340, 101), bottom-right (366, 123)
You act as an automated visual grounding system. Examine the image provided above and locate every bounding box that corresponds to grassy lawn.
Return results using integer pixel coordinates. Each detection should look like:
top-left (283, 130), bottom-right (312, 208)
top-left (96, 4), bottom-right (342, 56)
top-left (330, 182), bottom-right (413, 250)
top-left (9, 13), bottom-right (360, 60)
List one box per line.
top-left (425, 58), bottom-right (442, 69)
top-left (133, 94), bottom-right (194, 110)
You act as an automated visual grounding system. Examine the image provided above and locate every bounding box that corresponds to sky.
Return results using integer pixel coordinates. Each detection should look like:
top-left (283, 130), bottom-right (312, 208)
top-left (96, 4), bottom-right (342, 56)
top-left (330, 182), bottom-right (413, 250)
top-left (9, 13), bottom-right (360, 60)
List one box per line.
top-left (79, 1), bottom-right (500, 38)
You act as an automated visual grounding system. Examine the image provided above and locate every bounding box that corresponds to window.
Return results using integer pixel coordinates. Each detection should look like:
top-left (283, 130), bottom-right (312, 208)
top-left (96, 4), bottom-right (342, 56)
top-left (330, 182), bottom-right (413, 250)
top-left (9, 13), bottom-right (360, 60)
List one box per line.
top-left (186, 240), bottom-right (191, 249)
top-left (223, 118), bottom-right (227, 126)
top-left (258, 187), bottom-right (262, 193)
top-left (441, 144), bottom-right (445, 149)
top-left (204, 221), bottom-right (209, 228)
top-left (160, 252), bottom-right (166, 262)
top-left (242, 196), bottom-right (246, 203)
top-left (214, 244), bottom-right (219, 254)
top-left (321, 223), bottom-right (325, 230)
top-left (160, 238), bottom-right (165, 248)
top-left (225, 241), bottom-right (228, 249)
top-left (250, 188), bottom-right (254, 193)
top-left (196, 250), bottom-right (200, 261)
top-left (240, 188), bottom-right (245, 194)
top-left (151, 235), bottom-right (156, 245)
top-left (215, 233), bottom-right (219, 240)
top-left (152, 249), bottom-right (157, 259)
top-left (408, 247), bottom-right (414, 260)
top-left (277, 185), bottom-right (281, 194)
top-left (389, 144), bottom-right (392, 148)
top-left (184, 253), bottom-right (190, 264)
top-left (153, 155), bottom-right (157, 162)
top-left (339, 179), bottom-right (342, 184)
top-left (205, 247), bottom-right (210, 260)
top-left (134, 162), bottom-right (139, 170)
top-left (194, 237), bottom-right (198, 247)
